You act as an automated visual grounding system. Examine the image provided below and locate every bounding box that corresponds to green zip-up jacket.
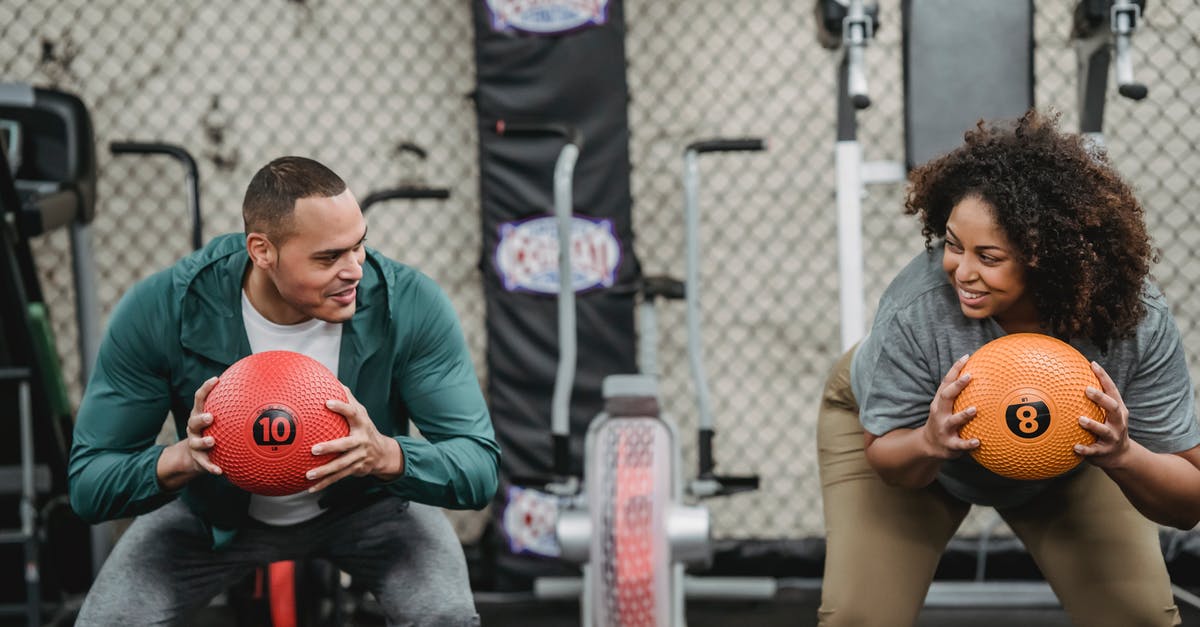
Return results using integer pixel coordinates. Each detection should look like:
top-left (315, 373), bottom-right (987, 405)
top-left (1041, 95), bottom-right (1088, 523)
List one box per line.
top-left (68, 233), bottom-right (499, 547)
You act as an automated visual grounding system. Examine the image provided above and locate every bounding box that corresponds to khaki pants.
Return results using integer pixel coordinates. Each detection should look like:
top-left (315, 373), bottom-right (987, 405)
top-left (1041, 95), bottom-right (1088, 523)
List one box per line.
top-left (816, 347), bottom-right (1180, 627)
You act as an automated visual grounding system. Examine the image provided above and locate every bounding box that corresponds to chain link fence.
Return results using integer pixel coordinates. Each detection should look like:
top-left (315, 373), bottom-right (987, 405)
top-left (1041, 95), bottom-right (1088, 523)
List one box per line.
top-left (2, 0), bottom-right (1198, 547)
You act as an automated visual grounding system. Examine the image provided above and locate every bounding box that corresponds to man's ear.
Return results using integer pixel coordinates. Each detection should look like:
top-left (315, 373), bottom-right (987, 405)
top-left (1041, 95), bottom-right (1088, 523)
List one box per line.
top-left (246, 233), bottom-right (276, 269)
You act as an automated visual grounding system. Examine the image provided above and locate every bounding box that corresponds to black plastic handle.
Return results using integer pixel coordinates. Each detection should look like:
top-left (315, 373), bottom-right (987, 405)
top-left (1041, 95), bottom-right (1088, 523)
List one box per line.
top-left (686, 138), bottom-right (767, 154)
top-left (1118, 83), bottom-right (1148, 101)
top-left (495, 120), bottom-right (583, 150)
top-left (110, 141), bottom-right (197, 165)
top-left (641, 275), bottom-right (686, 301)
top-left (359, 187), bottom-right (450, 214)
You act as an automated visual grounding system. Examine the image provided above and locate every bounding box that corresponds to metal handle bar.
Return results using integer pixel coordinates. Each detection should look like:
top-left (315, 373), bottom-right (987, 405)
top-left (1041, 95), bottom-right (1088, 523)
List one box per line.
top-left (844, 0), bottom-right (873, 109)
top-left (1111, 1), bottom-right (1148, 100)
top-left (685, 138), bottom-right (766, 154)
top-left (681, 138), bottom-right (765, 482)
top-left (110, 141), bottom-right (203, 251)
top-left (496, 120), bottom-right (582, 484)
top-left (359, 187), bottom-right (449, 214)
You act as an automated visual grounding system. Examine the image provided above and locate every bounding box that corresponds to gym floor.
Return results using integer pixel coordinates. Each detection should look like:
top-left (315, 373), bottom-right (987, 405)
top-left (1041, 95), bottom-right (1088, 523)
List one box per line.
top-left (246, 588), bottom-right (1200, 627)
top-left (474, 585), bottom-right (1200, 627)
top-left (24, 583), bottom-right (1197, 626)
top-left (13, 539), bottom-right (1200, 625)
top-left (135, 589), bottom-right (1200, 627)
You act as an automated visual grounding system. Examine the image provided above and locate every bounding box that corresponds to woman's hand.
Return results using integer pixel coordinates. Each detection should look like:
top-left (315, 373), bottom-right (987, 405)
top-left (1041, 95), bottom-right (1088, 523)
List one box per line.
top-left (921, 354), bottom-right (982, 459)
top-left (1074, 361), bottom-right (1133, 468)
top-left (863, 354), bottom-right (981, 489)
top-left (1073, 361), bottom-right (1200, 529)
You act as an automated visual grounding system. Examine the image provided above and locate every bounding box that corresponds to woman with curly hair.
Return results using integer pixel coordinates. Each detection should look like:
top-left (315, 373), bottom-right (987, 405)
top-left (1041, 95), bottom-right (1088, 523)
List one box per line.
top-left (815, 109), bottom-right (1200, 627)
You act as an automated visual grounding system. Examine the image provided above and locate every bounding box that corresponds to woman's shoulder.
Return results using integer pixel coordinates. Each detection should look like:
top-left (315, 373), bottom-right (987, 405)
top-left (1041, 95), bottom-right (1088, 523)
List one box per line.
top-left (1139, 278), bottom-right (1169, 309)
top-left (1133, 278), bottom-right (1176, 331)
top-left (875, 249), bottom-right (958, 321)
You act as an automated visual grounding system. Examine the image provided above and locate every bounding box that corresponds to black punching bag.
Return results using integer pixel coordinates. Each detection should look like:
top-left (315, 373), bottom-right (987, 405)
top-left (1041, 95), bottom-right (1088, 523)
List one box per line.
top-left (472, 0), bottom-right (641, 585)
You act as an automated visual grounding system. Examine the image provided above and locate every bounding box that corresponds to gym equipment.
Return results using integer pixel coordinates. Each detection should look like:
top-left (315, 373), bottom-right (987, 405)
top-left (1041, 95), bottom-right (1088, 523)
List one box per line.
top-left (536, 129), bottom-right (770, 625)
top-left (493, 120), bottom-right (703, 625)
top-left (815, 0), bottom-right (891, 351)
top-left (110, 142), bottom-right (203, 251)
top-left (1074, 0), bottom-right (1149, 144)
top-left (361, 185), bottom-right (449, 212)
top-left (205, 351), bottom-right (350, 496)
top-left (0, 83), bottom-right (101, 390)
top-left (813, 0), bottom-right (877, 109)
top-left (491, 120), bottom-right (584, 499)
top-left (474, 7), bottom-right (642, 586)
top-left (679, 140), bottom-right (765, 500)
top-left (359, 142), bottom-right (450, 213)
top-left (955, 334), bottom-right (1104, 481)
top-left (0, 82), bottom-right (99, 626)
top-left (902, 0), bottom-right (1035, 172)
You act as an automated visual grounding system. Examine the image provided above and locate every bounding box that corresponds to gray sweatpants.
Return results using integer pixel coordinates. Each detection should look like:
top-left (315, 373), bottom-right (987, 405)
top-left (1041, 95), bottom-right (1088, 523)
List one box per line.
top-left (76, 496), bottom-right (479, 626)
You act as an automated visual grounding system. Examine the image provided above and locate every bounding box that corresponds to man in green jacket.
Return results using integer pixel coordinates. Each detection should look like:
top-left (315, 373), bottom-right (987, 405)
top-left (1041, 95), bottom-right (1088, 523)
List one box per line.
top-left (69, 156), bottom-right (499, 625)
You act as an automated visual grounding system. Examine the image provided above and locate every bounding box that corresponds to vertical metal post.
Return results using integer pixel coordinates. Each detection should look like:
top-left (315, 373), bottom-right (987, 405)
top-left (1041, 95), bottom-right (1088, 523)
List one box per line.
top-left (70, 221), bottom-right (114, 579)
top-left (550, 142), bottom-right (580, 477)
top-left (17, 381), bottom-right (39, 627)
top-left (682, 149), bottom-right (713, 434)
top-left (835, 50), bottom-right (866, 351)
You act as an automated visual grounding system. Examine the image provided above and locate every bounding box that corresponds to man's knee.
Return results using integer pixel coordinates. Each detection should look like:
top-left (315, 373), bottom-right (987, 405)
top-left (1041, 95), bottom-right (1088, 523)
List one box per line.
top-left (76, 591), bottom-right (175, 627)
top-left (373, 575), bottom-right (477, 627)
top-left (411, 608), bottom-right (480, 627)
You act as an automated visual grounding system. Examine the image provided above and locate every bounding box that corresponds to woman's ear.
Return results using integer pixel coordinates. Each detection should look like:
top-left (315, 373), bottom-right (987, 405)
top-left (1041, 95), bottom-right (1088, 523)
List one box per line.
top-left (246, 233), bottom-right (275, 269)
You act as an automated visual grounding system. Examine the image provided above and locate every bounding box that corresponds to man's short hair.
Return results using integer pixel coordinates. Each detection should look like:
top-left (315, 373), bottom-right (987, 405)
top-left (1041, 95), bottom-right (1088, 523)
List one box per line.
top-left (242, 156), bottom-right (347, 242)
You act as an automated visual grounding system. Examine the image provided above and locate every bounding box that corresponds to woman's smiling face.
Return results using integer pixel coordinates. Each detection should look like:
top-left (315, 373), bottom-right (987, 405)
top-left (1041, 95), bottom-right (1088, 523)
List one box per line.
top-left (942, 195), bottom-right (1039, 333)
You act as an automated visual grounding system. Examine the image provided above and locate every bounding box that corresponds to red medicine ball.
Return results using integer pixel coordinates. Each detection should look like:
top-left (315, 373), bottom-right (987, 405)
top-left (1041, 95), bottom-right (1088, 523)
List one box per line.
top-left (204, 351), bottom-right (349, 496)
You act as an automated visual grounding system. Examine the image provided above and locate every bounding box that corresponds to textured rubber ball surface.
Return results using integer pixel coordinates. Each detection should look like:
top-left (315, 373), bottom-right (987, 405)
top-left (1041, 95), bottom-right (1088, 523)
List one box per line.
top-left (205, 351), bottom-right (349, 495)
top-left (955, 333), bottom-right (1104, 480)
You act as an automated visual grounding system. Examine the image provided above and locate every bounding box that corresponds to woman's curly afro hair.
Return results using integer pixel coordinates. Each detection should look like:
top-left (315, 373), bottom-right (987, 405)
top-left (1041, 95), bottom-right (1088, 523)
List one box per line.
top-left (904, 108), bottom-right (1155, 349)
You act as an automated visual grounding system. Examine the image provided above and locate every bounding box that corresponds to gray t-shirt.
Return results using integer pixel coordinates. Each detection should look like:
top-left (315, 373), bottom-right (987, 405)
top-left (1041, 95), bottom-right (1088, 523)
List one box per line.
top-left (851, 248), bottom-right (1200, 508)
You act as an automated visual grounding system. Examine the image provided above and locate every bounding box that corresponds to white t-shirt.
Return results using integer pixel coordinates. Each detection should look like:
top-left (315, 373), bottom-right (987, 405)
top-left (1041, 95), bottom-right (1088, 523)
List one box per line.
top-left (241, 290), bottom-right (343, 525)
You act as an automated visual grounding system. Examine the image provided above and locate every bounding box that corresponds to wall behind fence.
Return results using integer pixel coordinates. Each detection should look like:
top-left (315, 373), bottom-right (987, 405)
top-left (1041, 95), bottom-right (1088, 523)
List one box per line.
top-left (2, 0), bottom-right (1197, 542)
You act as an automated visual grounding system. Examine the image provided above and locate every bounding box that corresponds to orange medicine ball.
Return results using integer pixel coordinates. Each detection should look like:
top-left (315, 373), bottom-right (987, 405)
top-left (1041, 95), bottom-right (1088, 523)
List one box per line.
top-left (205, 351), bottom-right (349, 495)
top-left (954, 333), bottom-right (1105, 480)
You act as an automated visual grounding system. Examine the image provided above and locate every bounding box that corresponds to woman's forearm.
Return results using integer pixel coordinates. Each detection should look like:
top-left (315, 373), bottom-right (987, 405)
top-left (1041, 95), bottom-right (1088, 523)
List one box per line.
top-left (863, 426), bottom-right (951, 489)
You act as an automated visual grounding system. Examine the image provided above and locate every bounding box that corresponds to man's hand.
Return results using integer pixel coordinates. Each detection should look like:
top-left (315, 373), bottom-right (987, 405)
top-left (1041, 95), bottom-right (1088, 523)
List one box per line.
top-left (156, 376), bottom-right (222, 491)
top-left (306, 386), bottom-right (405, 492)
